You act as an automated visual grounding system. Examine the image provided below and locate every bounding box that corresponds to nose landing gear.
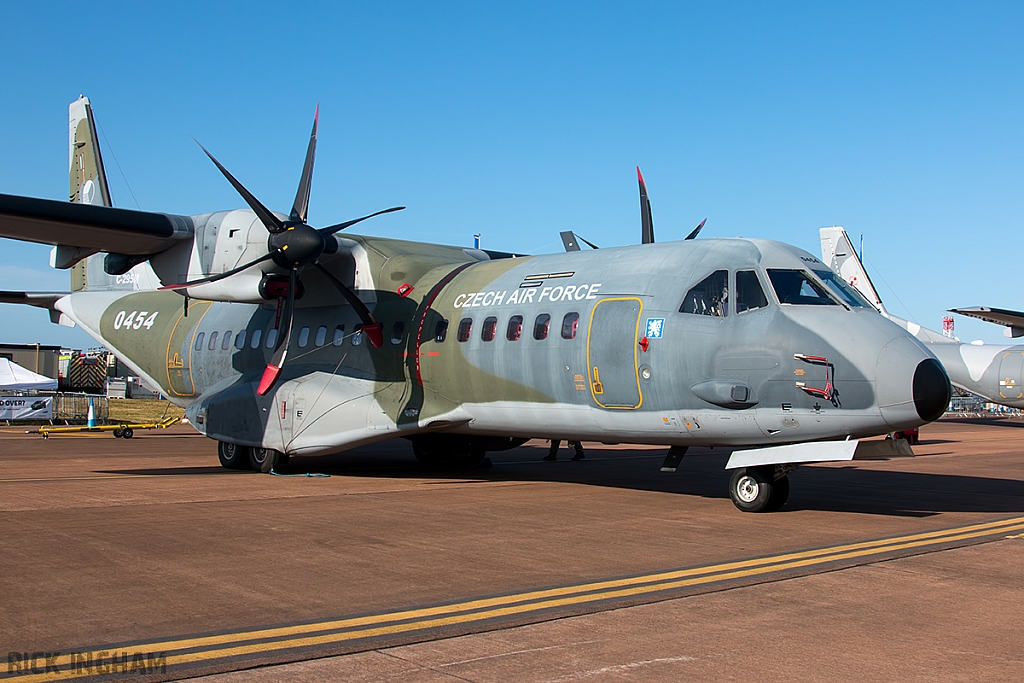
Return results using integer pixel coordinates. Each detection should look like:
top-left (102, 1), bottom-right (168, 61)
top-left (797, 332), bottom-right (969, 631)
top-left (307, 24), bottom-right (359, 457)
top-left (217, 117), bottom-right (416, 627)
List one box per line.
top-left (728, 465), bottom-right (791, 513)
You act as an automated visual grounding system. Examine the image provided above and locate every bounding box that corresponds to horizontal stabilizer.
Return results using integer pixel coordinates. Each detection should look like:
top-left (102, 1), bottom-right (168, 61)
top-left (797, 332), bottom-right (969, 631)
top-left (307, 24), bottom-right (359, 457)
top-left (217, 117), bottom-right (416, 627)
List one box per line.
top-left (950, 306), bottom-right (1024, 338)
top-left (0, 193), bottom-right (192, 255)
top-left (0, 290), bottom-right (75, 326)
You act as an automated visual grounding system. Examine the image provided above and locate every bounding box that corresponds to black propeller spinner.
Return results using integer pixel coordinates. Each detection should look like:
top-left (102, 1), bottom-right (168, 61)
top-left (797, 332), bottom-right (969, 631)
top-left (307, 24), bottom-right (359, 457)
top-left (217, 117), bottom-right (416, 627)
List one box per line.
top-left (161, 107), bottom-right (404, 396)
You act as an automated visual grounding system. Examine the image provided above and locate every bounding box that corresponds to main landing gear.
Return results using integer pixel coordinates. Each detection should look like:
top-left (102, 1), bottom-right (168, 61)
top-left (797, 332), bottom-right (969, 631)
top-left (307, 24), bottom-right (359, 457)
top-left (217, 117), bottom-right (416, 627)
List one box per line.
top-left (217, 442), bottom-right (288, 473)
top-left (728, 465), bottom-right (793, 513)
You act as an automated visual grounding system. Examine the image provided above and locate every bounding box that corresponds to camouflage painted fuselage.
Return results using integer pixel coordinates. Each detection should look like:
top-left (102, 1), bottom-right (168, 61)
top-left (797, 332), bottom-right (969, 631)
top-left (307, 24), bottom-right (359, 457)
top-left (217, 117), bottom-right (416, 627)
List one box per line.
top-left (56, 235), bottom-right (940, 456)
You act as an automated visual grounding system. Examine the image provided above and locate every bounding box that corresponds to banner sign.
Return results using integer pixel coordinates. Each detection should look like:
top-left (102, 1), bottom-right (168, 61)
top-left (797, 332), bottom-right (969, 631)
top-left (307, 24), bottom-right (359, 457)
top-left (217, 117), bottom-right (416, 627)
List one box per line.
top-left (0, 396), bottom-right (53, 420)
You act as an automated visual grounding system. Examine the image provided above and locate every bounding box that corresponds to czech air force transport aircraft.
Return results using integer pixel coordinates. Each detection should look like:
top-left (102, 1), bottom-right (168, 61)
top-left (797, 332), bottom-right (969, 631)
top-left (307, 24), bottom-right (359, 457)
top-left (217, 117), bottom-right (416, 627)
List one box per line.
top-left (0, 97), bottom-right (950, 512)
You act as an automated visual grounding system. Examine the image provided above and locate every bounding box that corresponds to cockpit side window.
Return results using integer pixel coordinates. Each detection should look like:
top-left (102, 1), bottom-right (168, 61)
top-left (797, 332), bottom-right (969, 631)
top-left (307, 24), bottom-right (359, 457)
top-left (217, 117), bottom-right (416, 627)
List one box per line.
top-left (736, 270), bottom-right (768, 313)
top-left (766, 269), bottom-right (837, 306)
top-left (680, 270), bottom-right (729, 316)
top-left (812, 270), bottom-right (870, 308)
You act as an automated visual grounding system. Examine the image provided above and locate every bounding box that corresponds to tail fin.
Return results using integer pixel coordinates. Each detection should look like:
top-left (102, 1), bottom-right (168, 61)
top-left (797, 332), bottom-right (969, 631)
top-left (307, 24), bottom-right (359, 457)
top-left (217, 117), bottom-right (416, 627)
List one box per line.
top-left (66, 96), bottom-right (120, 292)
top-left (819, 226), bottom-right (886, 314)
top-left (69, 96), bottom-right (111, 207)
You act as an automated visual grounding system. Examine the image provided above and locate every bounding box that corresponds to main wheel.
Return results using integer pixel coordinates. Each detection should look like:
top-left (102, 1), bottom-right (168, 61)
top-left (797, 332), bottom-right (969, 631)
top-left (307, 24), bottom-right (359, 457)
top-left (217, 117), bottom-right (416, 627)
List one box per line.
top-left (218, 441), bottom-right (251, 470)
top-left (112, 428), bottom-right (123, 438)
top-left (729, 466), bottom-right (782, 513)
top-left (122, 428), bottom-right (134, 439)
top-left (249, 446), bottom-right (281, 473)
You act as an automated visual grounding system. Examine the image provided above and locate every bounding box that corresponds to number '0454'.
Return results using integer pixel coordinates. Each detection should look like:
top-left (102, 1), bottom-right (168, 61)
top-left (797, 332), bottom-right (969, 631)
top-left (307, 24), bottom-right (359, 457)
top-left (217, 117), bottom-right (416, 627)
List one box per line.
top-left (113, 310), bottom-right (158, 330)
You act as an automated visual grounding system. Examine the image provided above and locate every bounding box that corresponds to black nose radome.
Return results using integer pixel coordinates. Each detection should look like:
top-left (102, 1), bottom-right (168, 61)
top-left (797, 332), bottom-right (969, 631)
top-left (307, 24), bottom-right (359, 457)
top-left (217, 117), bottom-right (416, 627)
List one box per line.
top-left (913, 358), bottom-right (950, 422)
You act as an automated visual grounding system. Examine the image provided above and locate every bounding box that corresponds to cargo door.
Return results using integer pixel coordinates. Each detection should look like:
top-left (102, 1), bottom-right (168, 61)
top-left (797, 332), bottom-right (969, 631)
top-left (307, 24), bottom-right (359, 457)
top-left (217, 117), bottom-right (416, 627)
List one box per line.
top-left (587, 297), bottom-right (643, 409)
top-left (998, 351), bottom-right (1024, 400)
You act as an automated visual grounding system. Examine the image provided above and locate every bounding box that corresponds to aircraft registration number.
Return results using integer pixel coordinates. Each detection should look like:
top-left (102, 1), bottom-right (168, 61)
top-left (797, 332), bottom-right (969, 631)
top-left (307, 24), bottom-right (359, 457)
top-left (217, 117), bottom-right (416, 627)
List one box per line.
top-left (113, 310), bottom-right (159, 331)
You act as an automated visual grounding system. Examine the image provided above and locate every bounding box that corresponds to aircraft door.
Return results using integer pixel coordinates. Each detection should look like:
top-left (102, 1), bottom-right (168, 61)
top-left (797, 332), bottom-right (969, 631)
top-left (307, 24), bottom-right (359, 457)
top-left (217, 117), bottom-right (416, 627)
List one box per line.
top-left (997, 351), bottom-right (1024, 400)
top-left (587, 297), bottom-right (643, 409)
top-left (164, 302), bottom-right (211, 397)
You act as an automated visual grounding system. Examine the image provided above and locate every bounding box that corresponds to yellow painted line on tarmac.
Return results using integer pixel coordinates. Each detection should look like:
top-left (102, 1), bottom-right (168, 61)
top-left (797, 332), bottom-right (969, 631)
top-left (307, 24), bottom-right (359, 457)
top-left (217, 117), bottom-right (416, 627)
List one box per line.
top-left (8, 515), bottom-right (1024, 682)
top-left (0, 474), bottom-right (156, 483)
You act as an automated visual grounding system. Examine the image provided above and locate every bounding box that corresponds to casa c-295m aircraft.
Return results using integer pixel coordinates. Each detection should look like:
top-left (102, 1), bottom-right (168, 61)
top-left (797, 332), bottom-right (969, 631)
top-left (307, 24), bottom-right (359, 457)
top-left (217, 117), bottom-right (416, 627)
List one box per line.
top-left (0, 97), bottom-right (950, 512)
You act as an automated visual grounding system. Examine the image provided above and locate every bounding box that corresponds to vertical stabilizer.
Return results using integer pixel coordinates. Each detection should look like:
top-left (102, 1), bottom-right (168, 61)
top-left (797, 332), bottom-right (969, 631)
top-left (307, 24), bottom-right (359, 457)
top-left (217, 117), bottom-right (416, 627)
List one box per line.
top-left (66, 96), bottom-right (113, 291)
top-left (819, 226), bottom-right (886, 314)
top-left (69, 96), bottom-right (112, 207)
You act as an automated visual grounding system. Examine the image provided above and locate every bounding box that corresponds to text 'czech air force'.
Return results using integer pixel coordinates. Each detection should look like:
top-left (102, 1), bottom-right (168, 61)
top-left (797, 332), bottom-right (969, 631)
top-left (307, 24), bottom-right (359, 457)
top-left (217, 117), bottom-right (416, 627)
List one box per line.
top-left (453, 283), bottom-right (602, 309)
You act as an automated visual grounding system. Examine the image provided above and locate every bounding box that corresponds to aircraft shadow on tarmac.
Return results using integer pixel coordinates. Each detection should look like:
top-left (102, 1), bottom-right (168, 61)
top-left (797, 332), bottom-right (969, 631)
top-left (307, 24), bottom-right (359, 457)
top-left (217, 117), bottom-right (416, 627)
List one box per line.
top-left (93, 439), bottom-right (1024, 518)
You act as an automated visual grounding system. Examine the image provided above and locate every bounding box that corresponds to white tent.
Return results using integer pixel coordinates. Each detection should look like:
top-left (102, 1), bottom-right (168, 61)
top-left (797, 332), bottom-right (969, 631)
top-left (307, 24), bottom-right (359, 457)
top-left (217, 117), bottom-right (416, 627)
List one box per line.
top-left (0, 358), bottom-right (58, 391)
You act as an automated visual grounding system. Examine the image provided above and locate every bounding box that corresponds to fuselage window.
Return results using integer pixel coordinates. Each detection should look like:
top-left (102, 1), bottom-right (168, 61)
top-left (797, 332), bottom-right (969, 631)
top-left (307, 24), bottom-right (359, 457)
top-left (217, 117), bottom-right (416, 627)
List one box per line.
top-left (457, 318), bottom-right (473, 342)
top-left (208, 331), bottom-right (219, 350)
top-left (812, 269), bottom-right (870, 308)
top-left (222, 331), bottom-right (233, 350)
top-left (266, 328), bottom-right (278, 348)
top-left (767, 269), bottom-right (837, 306)
top-left (250, 329), bottom-right (262, 349)
top-left (534, 314), bottom-right (551, 340)
top-left (194, 332), bottom-right (205, 351)
top-left (315, 326), bottom-right (327, 346)
top-left (235, 330), bottom-right (247, 349)
top-left (297, 326), bottom-right (310, 348)
top-left (332, 325), bottom-right (345, 346)
top-left (507, 315), bottom-right (523, 341)
top-left (481, 316), bottom-right (498, 342)
top-left (434, 320), bottom-right (448, 343)
top-left (736, 270), bottom-right (769, 313)
top-left (351, 325), bottom-right (364, 346)
top-left (561, 312), bottom-right (579, 339)
top-left (680, 270), bottom-right (729, 316)
top-left (391, 321), bottom-right (405, 345)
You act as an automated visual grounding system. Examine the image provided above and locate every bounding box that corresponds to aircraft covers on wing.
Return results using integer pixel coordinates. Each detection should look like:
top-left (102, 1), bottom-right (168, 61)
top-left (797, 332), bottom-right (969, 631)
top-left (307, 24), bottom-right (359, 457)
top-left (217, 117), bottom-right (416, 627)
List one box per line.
top-left (0, 358), bottom-right (58, 391)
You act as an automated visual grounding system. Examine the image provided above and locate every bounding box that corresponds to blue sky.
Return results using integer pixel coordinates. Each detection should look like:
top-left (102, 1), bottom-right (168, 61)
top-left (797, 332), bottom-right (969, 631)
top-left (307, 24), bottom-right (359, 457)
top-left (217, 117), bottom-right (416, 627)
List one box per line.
top-left (0, 2), bottom-right (1021, 347)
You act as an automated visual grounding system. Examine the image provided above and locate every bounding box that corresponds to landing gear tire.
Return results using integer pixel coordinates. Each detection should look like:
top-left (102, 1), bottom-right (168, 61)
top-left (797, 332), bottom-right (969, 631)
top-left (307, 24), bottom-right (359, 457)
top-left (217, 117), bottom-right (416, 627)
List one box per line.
top-left (113, 428), bottom-right (123, 438)
top-left (218, 441), bottom-right (251, 470)
top-left (122, 428), bottom-right (134, 439)
top-left (249, 447), bottom-right (282, 473)
top-left (729, 466), bottom-right (788, 513)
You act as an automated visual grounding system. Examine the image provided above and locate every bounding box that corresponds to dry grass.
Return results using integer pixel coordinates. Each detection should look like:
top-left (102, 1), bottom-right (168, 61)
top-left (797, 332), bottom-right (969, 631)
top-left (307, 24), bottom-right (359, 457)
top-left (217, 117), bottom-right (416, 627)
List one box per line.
top-left (107, 398), bottom-right (185, 424)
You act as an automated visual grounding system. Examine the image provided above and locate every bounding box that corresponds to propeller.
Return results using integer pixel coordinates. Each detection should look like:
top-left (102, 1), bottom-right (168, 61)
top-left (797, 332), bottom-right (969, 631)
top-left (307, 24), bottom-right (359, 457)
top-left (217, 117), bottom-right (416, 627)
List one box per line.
top-left (685, 218), bottom-right (707, 240)
top-left (637, 167), bottom-right (654, 244)
top-left (635, 166), bottom-right (706, 242)
top-left (161, 107), bottom-right (403, 396)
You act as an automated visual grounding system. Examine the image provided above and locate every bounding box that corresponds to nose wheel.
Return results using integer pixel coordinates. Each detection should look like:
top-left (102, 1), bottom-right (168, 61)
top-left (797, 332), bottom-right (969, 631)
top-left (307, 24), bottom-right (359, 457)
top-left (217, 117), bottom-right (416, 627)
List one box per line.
top-left (729, 466), bottom-right (790, 513)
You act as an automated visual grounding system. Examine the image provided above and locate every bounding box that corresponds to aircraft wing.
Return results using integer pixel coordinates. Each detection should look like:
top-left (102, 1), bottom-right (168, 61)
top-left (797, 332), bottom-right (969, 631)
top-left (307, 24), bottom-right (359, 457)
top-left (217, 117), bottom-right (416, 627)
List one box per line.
top-left (949, 306), bottom-right (1024, 337)
top-left (0, 193), bottom-right (193, 255)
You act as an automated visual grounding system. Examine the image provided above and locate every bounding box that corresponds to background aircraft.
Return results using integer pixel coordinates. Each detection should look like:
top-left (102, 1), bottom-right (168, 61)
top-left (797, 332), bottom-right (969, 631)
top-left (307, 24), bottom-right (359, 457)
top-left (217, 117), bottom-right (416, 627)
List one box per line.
top-left (821, 226), bottom-right (1024, 408)
top-left (0, 98), bottom-right (949, 512)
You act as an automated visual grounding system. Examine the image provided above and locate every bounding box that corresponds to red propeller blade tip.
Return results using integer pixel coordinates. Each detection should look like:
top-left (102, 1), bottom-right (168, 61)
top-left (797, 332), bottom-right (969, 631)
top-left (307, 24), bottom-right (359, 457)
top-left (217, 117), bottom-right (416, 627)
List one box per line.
top-left (636, 166), bottom-right (645, 184)
top-left (257, 364), bottom-right (282, 396)
top-left (364, 323), bottom-right (384, 349)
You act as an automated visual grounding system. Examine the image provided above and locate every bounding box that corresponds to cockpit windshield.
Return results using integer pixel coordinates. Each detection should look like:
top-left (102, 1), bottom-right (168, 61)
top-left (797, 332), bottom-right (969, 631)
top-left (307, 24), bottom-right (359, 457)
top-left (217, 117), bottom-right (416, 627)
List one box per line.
top-left (766, 269), bottom-right (837, 306)
top-left (812, 270), bottom-right (871, 308)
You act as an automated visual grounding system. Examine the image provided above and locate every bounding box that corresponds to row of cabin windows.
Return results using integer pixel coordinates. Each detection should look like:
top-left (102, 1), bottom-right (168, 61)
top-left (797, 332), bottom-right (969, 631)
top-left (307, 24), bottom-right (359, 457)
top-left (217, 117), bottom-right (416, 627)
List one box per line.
top-left (448, 312), bottom-right (580, 343)
top-left (193, 321), bottom-right (408, 351)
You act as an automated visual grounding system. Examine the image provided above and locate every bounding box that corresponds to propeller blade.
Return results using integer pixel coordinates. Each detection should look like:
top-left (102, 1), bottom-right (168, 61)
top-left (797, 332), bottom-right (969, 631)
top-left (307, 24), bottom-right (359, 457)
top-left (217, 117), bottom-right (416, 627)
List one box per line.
top-left (193, 138), bottom-right (286, 234)
top-left (159, 251), bottom-right (277, 291)
top-left (319, 206), bottom-right (405, 236)
top-left (685, 218), bottom-right (707, 241)
top-left (560, 231), bottom-right (581, 252)
top-left (313, 260), bottom-right (383, 348)
top-left (257, 267), bottom-right (298, 396)
top-left (290, 105), bottom-right (318, 224)
top-left (638, 166), bottom-right (654, 244)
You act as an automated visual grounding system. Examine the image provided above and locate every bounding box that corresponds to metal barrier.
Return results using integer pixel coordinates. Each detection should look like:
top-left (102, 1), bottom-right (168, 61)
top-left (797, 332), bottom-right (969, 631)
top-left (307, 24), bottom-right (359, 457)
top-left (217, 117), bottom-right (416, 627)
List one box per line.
top-left (53, 392), bottom-right (109, 423)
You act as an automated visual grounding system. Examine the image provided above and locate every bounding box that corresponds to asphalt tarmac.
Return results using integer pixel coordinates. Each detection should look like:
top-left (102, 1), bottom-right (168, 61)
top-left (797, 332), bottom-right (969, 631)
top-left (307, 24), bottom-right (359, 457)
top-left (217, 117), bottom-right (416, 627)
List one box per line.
top-left (1, 418), bottom-right (1022, 682)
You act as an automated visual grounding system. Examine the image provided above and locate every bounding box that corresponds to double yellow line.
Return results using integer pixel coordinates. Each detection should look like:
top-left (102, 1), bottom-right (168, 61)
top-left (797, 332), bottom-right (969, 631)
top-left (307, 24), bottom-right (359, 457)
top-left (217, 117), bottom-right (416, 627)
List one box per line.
top-left (9, 515), bottom-right (1024, 682)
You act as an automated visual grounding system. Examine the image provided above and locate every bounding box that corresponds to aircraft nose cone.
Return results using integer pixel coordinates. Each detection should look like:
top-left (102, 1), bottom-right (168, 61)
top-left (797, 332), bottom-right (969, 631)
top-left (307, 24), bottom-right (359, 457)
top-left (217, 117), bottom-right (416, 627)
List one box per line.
top-left (913, 358), bottom-right (951, 422)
